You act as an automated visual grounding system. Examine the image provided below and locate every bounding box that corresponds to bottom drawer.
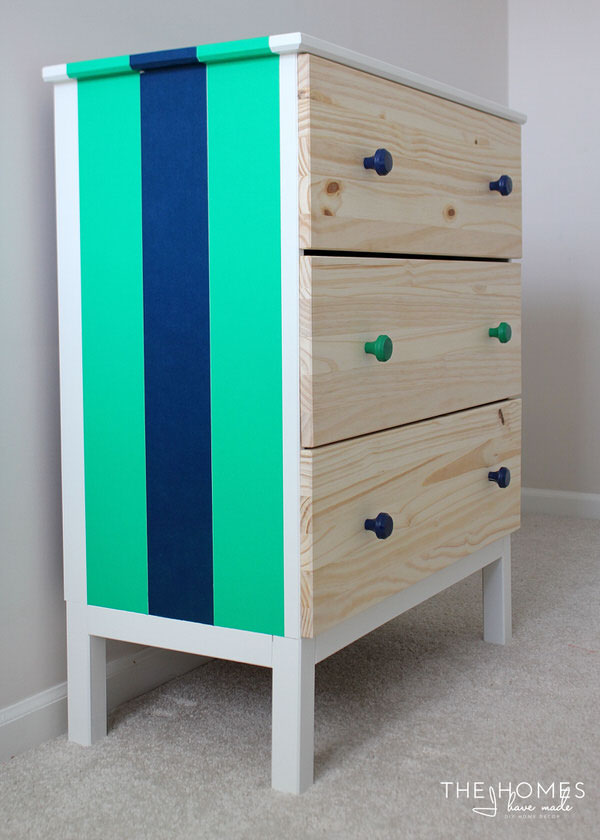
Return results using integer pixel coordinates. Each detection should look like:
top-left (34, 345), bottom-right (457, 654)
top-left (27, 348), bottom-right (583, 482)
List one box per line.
top-left (300, 399), bottom-right (521, 636)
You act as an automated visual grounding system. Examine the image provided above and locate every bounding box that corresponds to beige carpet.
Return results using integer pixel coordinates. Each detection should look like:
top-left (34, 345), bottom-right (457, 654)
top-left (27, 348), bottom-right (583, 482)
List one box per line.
top-left (1, 514), bottom-right (598, 839)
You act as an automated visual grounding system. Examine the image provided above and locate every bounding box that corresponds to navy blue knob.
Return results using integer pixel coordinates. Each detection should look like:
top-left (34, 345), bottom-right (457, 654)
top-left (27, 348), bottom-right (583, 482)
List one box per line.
top-left (364, 148), bottom-right (393, 176)
top-left (489, 175), bottom-right (513, 196)
top-left (488, 467), bottom-right (511, 488)
top-left (364, 512), bottom-right (394, 539)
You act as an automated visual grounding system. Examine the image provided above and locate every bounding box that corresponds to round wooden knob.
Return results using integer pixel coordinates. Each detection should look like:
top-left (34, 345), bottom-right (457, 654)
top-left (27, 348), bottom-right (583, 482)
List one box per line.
top-left (365, 334), bottom-right (393, 362)
top-left (364, 512), bottom-right (394, 539)
top-left (489, 322), bottom-right (512, 343)
top-left (488, 467), bottom-right (511, 488)
top-left (489, 174), bottom-right (513, 196)
top-left (363, 148), bottom-right (393, 176)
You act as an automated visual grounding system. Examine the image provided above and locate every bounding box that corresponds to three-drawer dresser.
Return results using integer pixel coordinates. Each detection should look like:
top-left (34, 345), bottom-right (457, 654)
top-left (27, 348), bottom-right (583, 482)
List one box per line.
top-left (44, 33), bottom-right (525, 793)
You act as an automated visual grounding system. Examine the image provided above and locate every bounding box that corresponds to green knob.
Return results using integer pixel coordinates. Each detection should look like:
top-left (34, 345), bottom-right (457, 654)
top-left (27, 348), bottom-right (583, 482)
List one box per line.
top-left (489, 322), bottom-right (512, 343)
top-left (365, 334), bottom-right (393, 362)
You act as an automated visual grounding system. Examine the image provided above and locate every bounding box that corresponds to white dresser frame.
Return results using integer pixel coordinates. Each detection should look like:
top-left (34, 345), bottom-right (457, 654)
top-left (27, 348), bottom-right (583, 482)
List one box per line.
top-left (67, 537), bottom-right (510, 793)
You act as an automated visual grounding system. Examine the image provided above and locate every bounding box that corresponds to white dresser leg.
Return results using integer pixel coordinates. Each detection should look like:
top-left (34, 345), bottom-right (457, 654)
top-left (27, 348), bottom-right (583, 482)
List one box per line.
top-left (271, 636), bottom-right (315, 794)
top-left (482, 535), bottom-right (512, 645)
top-left (66, 602), bottom-right (107, 745)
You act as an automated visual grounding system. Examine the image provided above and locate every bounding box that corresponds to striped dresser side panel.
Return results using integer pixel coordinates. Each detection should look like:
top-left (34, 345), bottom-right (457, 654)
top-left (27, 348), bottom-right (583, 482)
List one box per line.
top-left (76, 56), bottom-right (285, 632)
top-left (207, 56), bottom-right (285, 636)
top-left (78, 74), bottom-right (149, 614)
top-left (140, 65), bottom-right (214, 624)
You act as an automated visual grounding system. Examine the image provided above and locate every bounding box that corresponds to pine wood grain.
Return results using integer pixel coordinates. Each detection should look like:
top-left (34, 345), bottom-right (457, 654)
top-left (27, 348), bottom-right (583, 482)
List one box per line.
top-left (300, 400), bottom-right (521, 637)
top-left (298, 54), bottom-right (522, 258)
top-left (300, 257), bottom-right (521, 447)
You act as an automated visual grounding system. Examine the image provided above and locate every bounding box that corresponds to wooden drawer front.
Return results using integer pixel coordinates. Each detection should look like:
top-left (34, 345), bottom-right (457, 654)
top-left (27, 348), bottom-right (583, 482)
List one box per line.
top-left (301, 257), bottom-right (521, 447)
top-left (300, 400), bottom-right (521, 636)
top-left (298, 55), bottom-right (522, 258)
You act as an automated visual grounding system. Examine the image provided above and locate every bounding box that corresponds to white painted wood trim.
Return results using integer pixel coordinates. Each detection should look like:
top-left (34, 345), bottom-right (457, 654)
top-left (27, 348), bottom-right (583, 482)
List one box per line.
top-left (269, 32), bottom-right (526, 124)
top-left (66, 603), bottom-right (106, 745)
top-left (43, 63), bottom-right (69, 82)
top-left (85, 605), bottom-right (274, 667)
top-left (314, 537), bottom-right (508, 663)
top-left (0, 682), bottom-right (67, 732)
top-left (482, 536), bottom-right (512, 645)
top-left (0, 688), bottom-right (68, 764)
top-left (54, 80), bottom-right (87, 604)
top-left (279, 52), bottom-right (301, 640)
top-left (271, 636), bottom-right (315, 793)
top-left (521, 487), bottom-right (600, 519)
top-left (0, 645), bottom-right (203, 762)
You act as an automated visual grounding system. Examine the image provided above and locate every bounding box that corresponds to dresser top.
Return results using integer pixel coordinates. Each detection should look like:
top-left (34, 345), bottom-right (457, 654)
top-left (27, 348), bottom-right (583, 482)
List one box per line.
top-left (42, 32), bottom-right (526, 124)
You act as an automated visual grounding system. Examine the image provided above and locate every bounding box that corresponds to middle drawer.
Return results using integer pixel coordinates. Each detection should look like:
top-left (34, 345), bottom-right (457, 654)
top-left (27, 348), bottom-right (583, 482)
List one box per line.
top-left (300, 256), bottom-right (521, 447)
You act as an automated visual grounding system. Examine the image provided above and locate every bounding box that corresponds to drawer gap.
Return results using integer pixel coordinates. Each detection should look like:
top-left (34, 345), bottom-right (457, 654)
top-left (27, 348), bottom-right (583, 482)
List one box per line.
top-left (303, 249), bottom-right (513, 263)
top-left (302, 398), bottom-right (519, 451)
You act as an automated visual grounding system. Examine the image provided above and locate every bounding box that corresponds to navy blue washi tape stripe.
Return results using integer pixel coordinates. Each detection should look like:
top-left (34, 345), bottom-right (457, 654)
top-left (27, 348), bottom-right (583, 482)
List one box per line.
top-left (140, 64), bottom-right (214, 624)
top-left (131, 46), bottom-right (199, 71)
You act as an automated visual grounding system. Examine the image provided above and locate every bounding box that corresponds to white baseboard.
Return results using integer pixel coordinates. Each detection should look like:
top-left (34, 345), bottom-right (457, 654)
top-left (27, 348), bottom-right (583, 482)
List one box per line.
top-left (522, 487), bottom-right (600, 519)
top-left (0, 647), bottom-right (207, 763)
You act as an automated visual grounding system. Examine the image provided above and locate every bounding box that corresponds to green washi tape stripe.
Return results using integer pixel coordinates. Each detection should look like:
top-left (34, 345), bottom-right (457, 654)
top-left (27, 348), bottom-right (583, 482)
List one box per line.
top-left (67, 55), bottom-right (133, 80)
top-left (207, 55), bottom-right (284, 636)
top-left (197, 36), bottom-right (272, 63)
top-left (78, 74), bottom-right (149, 614)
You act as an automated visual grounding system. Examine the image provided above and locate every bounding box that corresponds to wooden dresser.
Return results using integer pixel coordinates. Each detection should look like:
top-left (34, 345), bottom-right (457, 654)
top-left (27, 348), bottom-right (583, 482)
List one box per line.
top-left (44, 33), bottom-right (525, 794)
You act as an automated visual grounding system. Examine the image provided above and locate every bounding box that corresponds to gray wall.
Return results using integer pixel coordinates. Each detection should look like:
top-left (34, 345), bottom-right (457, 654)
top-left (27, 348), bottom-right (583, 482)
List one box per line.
top-left (509, 0), bottom-right (600, 494)
top-left (0, 1), bottom-right (508, 717)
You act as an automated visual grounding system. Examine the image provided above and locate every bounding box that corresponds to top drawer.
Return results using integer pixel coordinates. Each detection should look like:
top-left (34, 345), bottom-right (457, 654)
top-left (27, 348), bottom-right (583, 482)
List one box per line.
top-left (298, 55), bottom-right (522, 258)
